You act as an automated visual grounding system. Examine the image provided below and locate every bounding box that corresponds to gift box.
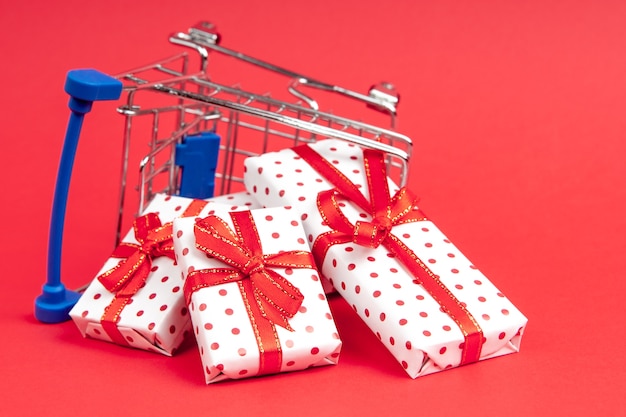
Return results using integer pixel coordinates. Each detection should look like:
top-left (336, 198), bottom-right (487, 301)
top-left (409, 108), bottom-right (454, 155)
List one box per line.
top-left (69, 192), bottom-right (257, 355)
top-left (243, 139), bottom-right (527, 378)
top-left (172, 206), bottom-right (342, 384)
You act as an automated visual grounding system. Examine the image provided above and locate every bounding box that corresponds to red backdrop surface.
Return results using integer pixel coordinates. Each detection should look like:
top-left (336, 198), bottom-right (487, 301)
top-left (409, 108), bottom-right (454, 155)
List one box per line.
top-left (1, 1), bottom-right (625, 416)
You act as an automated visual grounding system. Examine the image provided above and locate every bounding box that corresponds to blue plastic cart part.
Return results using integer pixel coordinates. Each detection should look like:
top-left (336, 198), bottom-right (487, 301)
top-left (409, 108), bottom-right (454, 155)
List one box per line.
top-left (35, 69), bottom-right (123, 323)
top-left (175, 131), bottom-right (221, 199)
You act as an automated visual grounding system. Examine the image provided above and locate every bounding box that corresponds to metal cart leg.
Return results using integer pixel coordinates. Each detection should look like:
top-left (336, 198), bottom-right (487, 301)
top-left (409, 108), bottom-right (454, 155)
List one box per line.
top-left (35, 69), bottom-right (122, 323)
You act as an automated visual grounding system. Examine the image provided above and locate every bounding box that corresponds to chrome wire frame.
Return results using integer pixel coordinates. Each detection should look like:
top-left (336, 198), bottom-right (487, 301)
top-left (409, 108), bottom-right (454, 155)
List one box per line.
top-left (110, 22), bottom-right (413, 244)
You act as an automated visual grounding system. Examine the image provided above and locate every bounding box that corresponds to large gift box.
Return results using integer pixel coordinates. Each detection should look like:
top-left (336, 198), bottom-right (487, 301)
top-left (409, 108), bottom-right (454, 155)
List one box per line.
top-left (243, 139), bottom-right (528, 378)
top-left (172, 206), bottom-right (342, 384)
top-left (69, 192), bottom-right (261, 355)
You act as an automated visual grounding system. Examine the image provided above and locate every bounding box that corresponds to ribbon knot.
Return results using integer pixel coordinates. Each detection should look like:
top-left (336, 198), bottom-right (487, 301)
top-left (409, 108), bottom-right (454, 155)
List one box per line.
top-left (142, 238), bottom-right (160, 257)
top-left (373, 215), bottom-right (393, 229)
top-left (243, 255), bottom-right (266, 276)
top-left (353, 215), bottom-right (394, 248)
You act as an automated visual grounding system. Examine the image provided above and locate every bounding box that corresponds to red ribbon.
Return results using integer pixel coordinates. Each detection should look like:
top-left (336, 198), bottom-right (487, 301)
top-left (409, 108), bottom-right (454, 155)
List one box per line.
top-left (183, 210), bottom-right (314, 375)
top-left (97, 199), bottom-right (207, 346)
top-left (293, 144), bottom-right (484, 366)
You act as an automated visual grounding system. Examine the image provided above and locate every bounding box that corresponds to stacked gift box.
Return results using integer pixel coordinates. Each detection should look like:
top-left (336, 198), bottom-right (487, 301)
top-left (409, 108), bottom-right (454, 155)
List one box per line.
top-left (70, 138), bottom-right (527, 383)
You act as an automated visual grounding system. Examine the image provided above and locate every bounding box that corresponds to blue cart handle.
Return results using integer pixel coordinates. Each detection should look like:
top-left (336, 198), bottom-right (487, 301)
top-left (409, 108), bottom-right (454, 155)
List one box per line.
top-left (35, 69), bottom-right (122, 323)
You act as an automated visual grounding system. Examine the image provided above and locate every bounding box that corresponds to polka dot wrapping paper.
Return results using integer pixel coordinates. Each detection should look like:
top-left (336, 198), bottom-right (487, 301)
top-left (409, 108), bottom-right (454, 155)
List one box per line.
top-left (69, 192), bottom-right (260, 355)
top-left (173, 206), bottom-right (342, 384)
top-left (243, 139), bottom-right (528, 378)
top-left (200, 190), bottom-right (260, 209)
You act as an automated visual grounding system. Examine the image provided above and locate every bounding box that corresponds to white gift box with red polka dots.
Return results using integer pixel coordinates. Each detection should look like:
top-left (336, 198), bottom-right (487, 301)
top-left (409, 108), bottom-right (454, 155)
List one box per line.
top-left (69, 192), bottom-right (259, 355)
top-left (172, 206), bottom-right (342, 384)
top-left (243, 139), bottom-right (528, 378)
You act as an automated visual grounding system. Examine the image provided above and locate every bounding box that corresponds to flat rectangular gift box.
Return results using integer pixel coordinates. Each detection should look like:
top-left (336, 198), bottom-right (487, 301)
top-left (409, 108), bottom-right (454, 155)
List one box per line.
top-left (172, 206), bottom-right (342, 384)
top-left (69, 192), bottom-right (261, 355)
top-left (243, 138), bottom-right (528, 378)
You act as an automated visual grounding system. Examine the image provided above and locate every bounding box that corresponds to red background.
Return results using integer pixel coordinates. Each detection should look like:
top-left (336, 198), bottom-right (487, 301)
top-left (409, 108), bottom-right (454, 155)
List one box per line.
top-left (2, 1), bottom-right (625, 415)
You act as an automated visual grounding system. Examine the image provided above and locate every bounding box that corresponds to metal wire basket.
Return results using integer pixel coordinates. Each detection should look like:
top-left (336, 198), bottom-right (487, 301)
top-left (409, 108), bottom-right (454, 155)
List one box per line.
top-left (35, 21), bottom-right (414, 323)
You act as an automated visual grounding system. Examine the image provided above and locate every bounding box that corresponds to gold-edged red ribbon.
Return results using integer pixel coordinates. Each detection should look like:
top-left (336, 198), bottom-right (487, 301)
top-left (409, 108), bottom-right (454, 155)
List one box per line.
top-left (183, 210), bottom-right (314, 375)
top-left (293, 145), bottom-right (484, 365)
top-left (98, 199), bottom-right (207, 346)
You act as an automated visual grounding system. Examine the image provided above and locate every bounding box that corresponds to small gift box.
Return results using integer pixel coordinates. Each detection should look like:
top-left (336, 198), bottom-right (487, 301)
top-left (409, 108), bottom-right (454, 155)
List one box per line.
top-left (243, 139), bottom-right (527, 378)
top-left (69, 192), bottom-right (258, 355)
top-left (173, 206), bottom-right (342, 384)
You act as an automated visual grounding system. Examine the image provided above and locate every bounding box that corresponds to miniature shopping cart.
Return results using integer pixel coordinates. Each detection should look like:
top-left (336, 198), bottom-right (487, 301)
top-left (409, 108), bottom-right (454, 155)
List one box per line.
top-left (34, 22), bottom-right (414, 323)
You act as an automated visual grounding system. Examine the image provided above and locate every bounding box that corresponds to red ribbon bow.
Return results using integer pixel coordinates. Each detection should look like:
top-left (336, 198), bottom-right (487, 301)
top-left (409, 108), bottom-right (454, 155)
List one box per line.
top-left (319, 186), bottom-right (423, 249)
top-left (184, 213), bottom-right (310, 331)
top-left (294, 144), bottom-right (484, 366)
top-left (98, 212), bottom-right (174, 297)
